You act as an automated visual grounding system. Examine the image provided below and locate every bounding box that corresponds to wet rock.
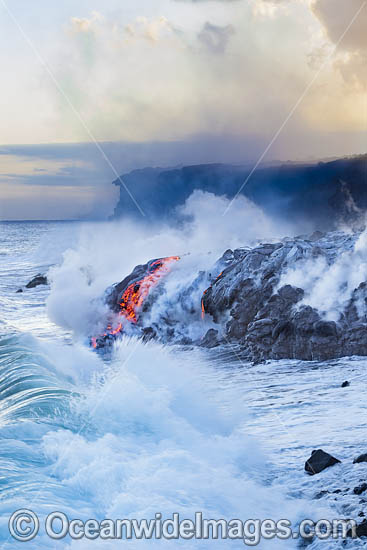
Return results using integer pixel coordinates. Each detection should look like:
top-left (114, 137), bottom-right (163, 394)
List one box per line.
top-left (233, 248), bottom-right (249, 261)
top-left (178, 336), bottom-right (193, 346)
top-left (347, 519), bottom-right (367, 538)
top-left (25, 274), bottom-right (48, 289)
top-left (305, 449), bottom-right (341, 475)
top-left (313, 320), bottom-right (338, 338)
top-left (354, 453), bottom-right (367, 464)
top-left (277, 284), bottom-right (304, 303)
top-left (344, 324), bottom-right (367, 357)
top-left (221, 249), bottom-right (234, 263)
top-left (16, 288), bottom-right (23, 293)
top-left (201, 329), bottom-right (220, 349)
top-left (141, 327), bottom-right (157, 342)
top-left (341, 381), bottom-right (350, 388)
top-left (248, 318), bottom-right (274, 338)
top-left (309, 231), bottom-right (325, 241)
top-left (354, 483), bottom-right (367, 496)
top-left (314, 490), bottom-right (328, 499)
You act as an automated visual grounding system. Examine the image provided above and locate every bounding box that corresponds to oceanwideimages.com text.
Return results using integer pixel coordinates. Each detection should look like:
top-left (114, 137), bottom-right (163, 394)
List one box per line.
top-left (8, 510), bottom-right (359, 545)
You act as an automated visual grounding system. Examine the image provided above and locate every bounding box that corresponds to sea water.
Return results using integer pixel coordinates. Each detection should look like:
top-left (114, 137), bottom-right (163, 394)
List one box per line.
top-left (0, 221), bottom-right (365, 549)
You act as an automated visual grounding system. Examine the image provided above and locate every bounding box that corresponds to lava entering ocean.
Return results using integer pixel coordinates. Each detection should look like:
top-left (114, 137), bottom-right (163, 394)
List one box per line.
top-left (92, 256), bottom-right (180, 349)
top-left (201, 271), bottom-right (224, 320)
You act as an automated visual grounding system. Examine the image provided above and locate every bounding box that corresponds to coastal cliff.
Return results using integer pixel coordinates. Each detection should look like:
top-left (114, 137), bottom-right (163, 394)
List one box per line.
top-left (112, 155), bottom-right (367, 231)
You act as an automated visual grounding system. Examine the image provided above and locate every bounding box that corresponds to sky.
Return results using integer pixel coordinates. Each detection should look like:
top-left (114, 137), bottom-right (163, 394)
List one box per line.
top-left (0, 0), bottom-right (366, 220)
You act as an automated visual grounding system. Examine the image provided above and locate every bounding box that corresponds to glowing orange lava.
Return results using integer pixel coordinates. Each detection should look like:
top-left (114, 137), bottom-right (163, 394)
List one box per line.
top-left (119, 256), bottom-right (180, 325)
top-left (201, 289), bottom-right (208, 320)
top-left (92, 256), bottom-right (180, 347)
top-left (201, 271), bottom-right (224, 320)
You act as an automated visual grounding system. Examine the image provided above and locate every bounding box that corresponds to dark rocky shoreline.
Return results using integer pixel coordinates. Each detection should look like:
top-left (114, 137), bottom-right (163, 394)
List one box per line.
top-left (200, 231), bottom-right (367, 362)
top-left (97, 229), bottom-right (367, 363)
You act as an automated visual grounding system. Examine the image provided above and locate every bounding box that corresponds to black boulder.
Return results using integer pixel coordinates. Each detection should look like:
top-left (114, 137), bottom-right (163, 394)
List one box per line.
top-left (305, 449), bottom-right (341, 475)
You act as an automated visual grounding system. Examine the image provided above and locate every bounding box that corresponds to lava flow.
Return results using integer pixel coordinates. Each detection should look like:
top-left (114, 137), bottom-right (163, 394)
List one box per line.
top-left (119, 257), bottom-right (180, 324)
top-left (201, 271), bottom-right (224, 320)
top-left (92, 256), bottom-right (180, 349)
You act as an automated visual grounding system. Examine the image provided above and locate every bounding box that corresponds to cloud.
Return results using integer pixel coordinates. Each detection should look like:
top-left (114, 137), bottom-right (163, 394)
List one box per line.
top-left (312, 0), bottom-right (367, 87)
top-left (252, 0), bottom-right (290, 17)
top-left (71, 11), bottom-right (103, 33)
top-left (3, 1), bottom-right (364, 160)
top-left (197, 22), bottom-right (235, 53)
top-left (46, 6), bottom-right (320, 143)
top-left (124, 16), bottom-right (174, 43)
top-left (312, 0), bottom-right (367, 52)
top-left (174, 0), bottom-right (239, 2)
top-left (0, 138), bottom-right (266, 220)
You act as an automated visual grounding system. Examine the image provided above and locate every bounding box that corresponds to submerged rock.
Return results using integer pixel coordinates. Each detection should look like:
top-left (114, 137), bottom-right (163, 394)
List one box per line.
top-left (305, 449), bottom-right (341, 475)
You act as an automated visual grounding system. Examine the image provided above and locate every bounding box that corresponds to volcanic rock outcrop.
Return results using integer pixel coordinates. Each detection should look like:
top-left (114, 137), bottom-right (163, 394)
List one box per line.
top-left (16, 274), bottom-right (48, 293)
top-left (199, 231), bottom-right (367, 361)
top-left (26, 274), bottom-right (48, 289)
top-left (95, 230), bottom-right (367, 362)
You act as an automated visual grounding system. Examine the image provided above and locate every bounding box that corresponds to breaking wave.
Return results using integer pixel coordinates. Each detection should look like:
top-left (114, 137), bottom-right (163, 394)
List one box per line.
top-left (0, 333), bottom-right (314, 549)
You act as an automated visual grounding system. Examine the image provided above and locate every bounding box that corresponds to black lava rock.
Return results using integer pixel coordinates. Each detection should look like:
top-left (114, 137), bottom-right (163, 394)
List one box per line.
top-left (354, 454), bottom-right (367, 464)
top-left (95, 229), bottom-right (367, 360)
top-left (200, 329), bottom-right (220, 349)
top-left (341, 381), bottom-right (350, 388)
top-left (305, 449), bottom-right (341, 475)
top-left (347, 520), bottom-right (367, 538)
top-left (354, 483), bottom-right (367, 495)
top-left (25, 274), bottom-right (48, 289)
top-left (16, 288), bottom-right (23, 293)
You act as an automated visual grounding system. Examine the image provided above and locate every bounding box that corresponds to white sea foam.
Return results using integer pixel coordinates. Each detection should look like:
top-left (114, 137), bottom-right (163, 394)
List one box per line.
top-left (38, 338), bottom-right (313, 549)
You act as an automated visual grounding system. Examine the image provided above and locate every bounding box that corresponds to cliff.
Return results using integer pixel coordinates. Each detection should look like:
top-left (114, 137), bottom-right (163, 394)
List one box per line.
top-left (112, 155), bottom-right (367, 231)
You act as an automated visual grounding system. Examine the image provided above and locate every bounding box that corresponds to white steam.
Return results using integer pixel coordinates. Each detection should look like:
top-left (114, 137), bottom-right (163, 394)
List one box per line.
top-left (47, 191), bottom-right (293, 338)
top-left (279, 229), bottom-right (367, 320)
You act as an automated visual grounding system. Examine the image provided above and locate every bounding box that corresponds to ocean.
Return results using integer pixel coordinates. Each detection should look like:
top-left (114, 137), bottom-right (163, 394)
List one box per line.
top-left (0, 220), bottom-right (366, 549)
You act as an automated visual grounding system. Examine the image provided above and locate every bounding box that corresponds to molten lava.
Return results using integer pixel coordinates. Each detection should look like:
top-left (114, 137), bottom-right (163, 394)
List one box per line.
top-left (201, 271), bottom-right (224, 320)
top-left (201, 289), bottom-right (208, 320)
top-left (119, 257), bottom-right (180, 324)
top-left (92, 256), bottom-right (180, 348)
